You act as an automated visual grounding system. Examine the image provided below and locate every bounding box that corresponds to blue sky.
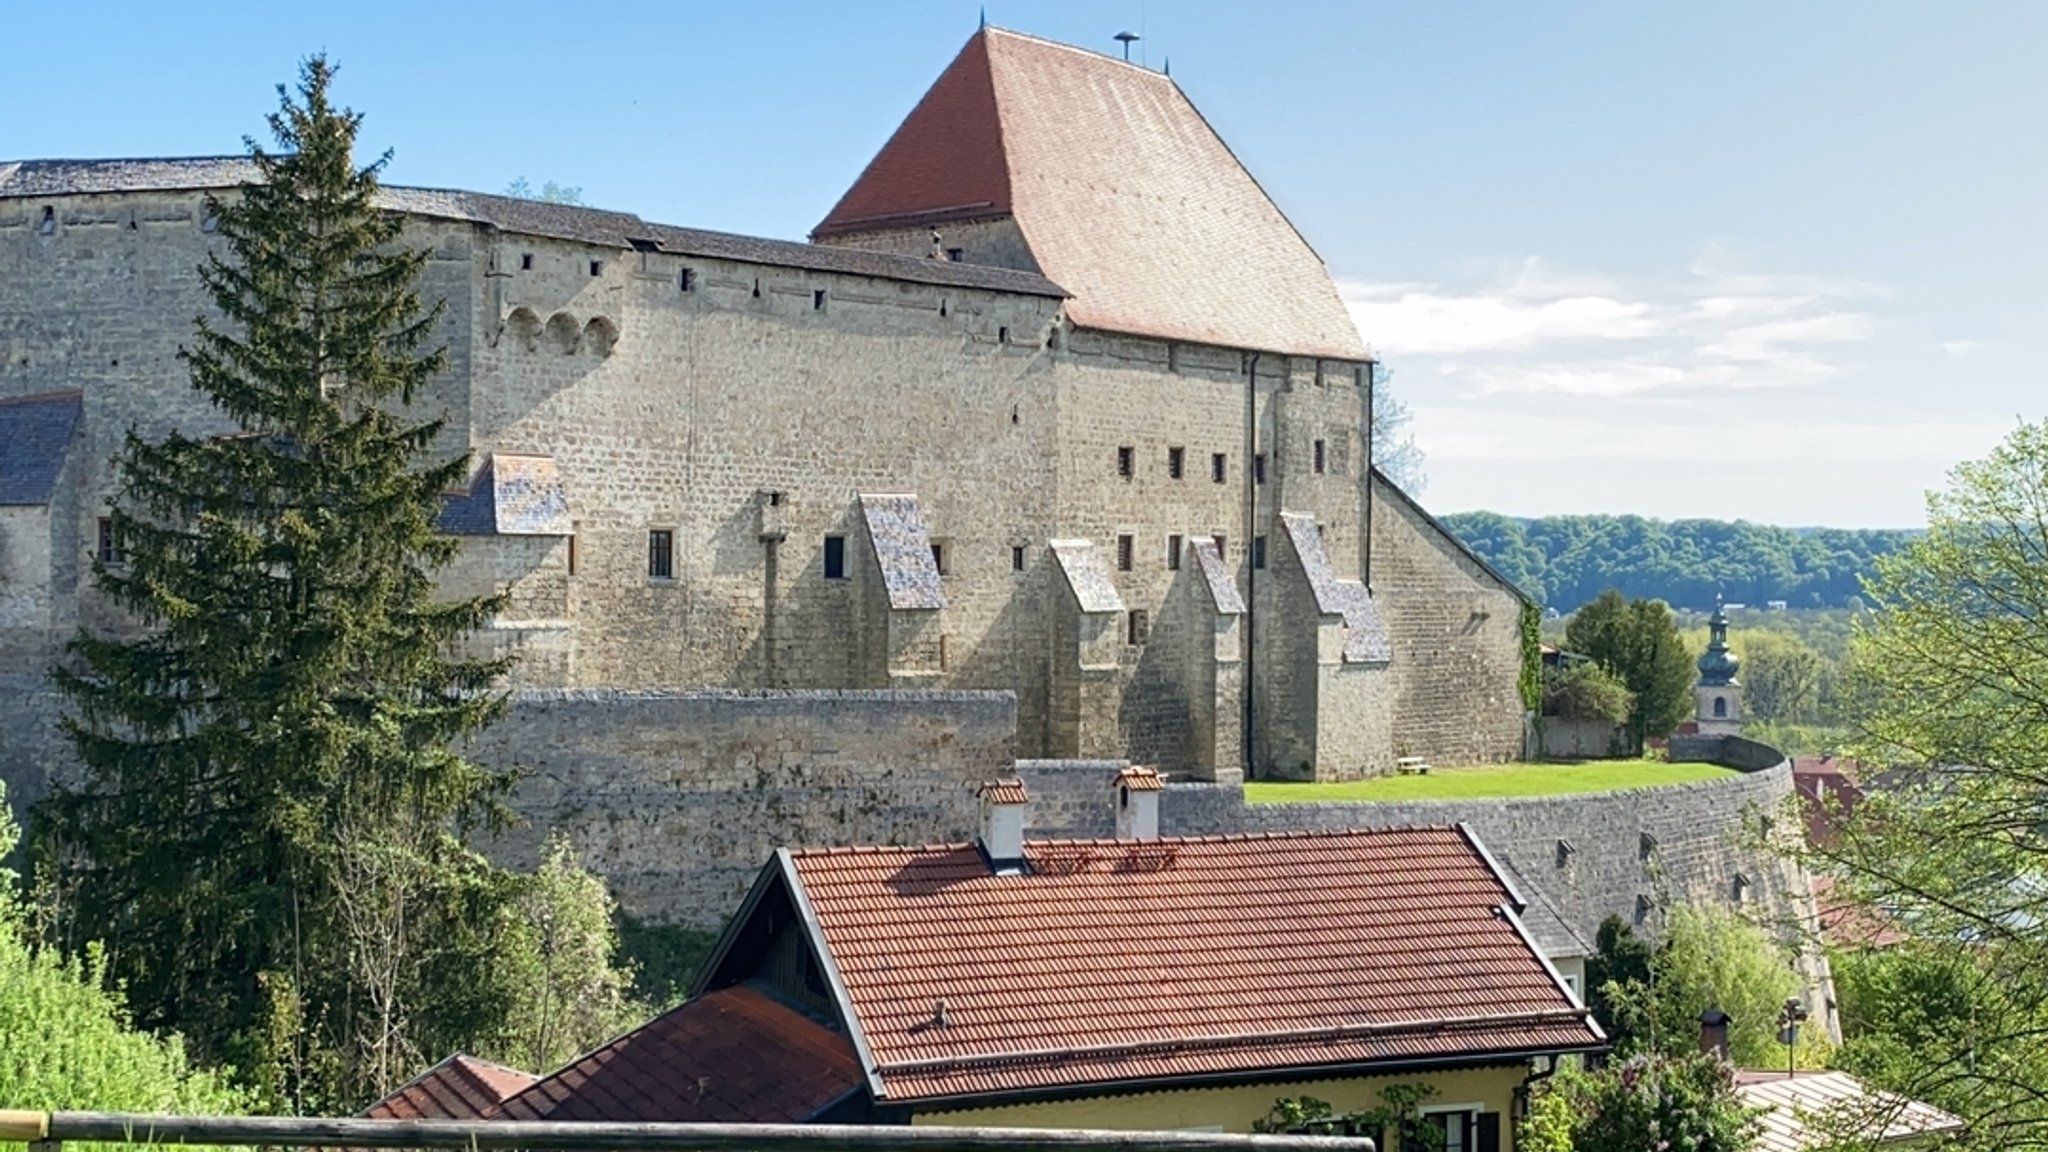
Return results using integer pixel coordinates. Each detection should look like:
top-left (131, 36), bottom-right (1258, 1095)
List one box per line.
top-left (8, 2), bottom-right (2043, 528)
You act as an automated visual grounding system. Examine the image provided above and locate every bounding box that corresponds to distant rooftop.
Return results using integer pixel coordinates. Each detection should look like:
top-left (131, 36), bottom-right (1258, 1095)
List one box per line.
top-left (0, 157), bottom-right (1068, 300)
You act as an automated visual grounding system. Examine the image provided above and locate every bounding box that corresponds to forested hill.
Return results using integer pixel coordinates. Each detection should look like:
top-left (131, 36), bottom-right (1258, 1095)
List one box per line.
top-left (1439, 512), bottom-right (1919, 611)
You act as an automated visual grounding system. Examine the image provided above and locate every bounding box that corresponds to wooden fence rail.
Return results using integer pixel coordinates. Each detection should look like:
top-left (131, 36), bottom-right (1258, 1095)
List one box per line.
top-left (0, 1112), bottom-right (1374, 1152)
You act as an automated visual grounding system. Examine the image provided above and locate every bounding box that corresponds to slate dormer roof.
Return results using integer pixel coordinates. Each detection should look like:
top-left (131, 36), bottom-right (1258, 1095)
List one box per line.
top-left (813, 27), bottom-right (1370, 361)
top-left (1279, 511), bottom-right (1391, 664)
top-left (0, 390), bottom-right (82, 506)
top-left (438, 453), bottom-right (571, 536)
top-left (857, 493), bottom-right (945, 610)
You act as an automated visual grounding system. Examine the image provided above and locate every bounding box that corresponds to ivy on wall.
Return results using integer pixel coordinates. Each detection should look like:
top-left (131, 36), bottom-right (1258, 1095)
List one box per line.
top-left (1519, 600), bottom-right (1544, 714)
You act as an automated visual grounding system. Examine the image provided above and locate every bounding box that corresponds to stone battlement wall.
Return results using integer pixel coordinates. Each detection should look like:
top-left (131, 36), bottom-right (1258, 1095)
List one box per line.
top-left (470, 688), bottom-right (1019, 921)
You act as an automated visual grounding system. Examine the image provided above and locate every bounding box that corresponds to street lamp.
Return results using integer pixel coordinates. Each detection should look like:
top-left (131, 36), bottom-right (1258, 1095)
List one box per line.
top-left (1776, 997), bottom-right (1810, 1079)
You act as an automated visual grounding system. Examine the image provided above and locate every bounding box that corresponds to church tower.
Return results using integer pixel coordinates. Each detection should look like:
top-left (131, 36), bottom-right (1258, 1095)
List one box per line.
top-left (1694, 601), bottom-right (1743, 736)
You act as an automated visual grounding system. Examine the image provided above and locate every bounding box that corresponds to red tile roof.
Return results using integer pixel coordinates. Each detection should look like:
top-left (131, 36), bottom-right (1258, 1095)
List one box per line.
top-left (363, 1055), bottom-right (537, 1120)
top-left (978, 778), bottom-right (1031, 805)
top-left (814, 28), bottom-right (1369, 361)
top-left (788, 826), bottom-right (1601, 1104)
top-left (492, 986), bottom-right (862, 1123)
top-left (1115, 765), bottom-right (1165, 792)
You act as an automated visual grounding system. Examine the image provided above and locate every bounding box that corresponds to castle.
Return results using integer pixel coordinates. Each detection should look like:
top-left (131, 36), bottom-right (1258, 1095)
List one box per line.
top-left (0, 27), bottom-right (1527, 789)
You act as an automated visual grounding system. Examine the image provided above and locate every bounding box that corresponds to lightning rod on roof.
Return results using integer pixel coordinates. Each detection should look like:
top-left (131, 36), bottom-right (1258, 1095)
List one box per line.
top-left (1114, 30), bottom-right (1140, 61)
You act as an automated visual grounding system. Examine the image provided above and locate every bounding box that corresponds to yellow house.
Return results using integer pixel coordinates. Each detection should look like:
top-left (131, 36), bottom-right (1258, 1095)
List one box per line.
top-left (478, 771), bottom-right (1604, 1151)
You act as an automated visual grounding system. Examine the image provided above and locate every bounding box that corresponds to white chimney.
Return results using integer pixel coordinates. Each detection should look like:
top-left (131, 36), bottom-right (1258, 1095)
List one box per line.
top-left (978, 778), bottom-right (1030, 873)
top-left (1113, 765), bottom-right (1163, 840)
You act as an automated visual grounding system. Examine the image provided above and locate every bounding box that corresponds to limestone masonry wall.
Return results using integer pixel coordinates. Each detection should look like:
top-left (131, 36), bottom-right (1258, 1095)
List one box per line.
top-left (469, 689), bottom-right (1017, 923)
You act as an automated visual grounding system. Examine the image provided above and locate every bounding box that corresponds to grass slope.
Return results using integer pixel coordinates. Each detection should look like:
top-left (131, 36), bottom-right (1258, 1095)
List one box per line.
top-left (1242, 760), bottom-right (1737, 802)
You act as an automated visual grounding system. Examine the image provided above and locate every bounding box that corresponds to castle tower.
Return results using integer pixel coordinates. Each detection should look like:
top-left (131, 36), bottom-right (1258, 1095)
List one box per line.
top-left (1694, 600), bottom-right (1743, 736)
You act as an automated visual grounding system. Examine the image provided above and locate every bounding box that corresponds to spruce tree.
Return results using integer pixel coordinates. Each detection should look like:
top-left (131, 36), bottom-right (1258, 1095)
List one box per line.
top-left (41, 57), bottom-right (513, 1110)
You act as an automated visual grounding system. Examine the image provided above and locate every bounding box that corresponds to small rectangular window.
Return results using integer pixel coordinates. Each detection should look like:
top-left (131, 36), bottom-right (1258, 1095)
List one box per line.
top-left (813, 288), bottom-right (827, 311)
top-left (998, 325), bottom-right (1010, 344)
top-left (1254, 453), bottom-right (1267, 485)
top-left (1313, 439), bottom-right (1326, 474)
top-left (678, 268), bottom-right (695, 292)
top-left (567, 522), bottom-right (580, 576)
top-left (520, 252), bottom-right (534, 271)
top-left (1127, 609), bottom-right (1150, 646)
top-left (1117, 534), bottom-right (1134, 572)
top-left (930, 540), bottom-right (949, 576)
top-left (823, 535), bottom-right (847, 580)
top-left (1167, 446), bottom-right (1185, 479)
top-left (1012, 545), bottom-right (1026, 572)
top-left (96, 516), bottom-right (123, 566)
top-left (647, 529), bottom-right (674, 580)
top-left (1117, 446), bottom-right (1134, 478)
top-left (1213, 533), bottom-right (1227, 557)
top-left (1211, 453), bottom-right (1227, 483)
top-left (1167, 534), bottom-right (1183, 571)
top-left (590, 259), bottom-right (604, 277)
top-left (945, 247), bottom-right (965, 262)
top-left (1253, 535), bottom-right (1268, 570)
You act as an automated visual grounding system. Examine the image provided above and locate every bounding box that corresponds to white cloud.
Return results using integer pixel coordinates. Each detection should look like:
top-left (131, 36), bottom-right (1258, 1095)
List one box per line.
top-left (1338, 255), bottom-right (1879, 401)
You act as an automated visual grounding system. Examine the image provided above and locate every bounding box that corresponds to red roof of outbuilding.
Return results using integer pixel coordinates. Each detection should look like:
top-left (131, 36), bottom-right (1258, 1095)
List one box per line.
top-left (814, 28), bottom-right (1369, 360)
top-left (788, 826), bottom-right (1601, 1104)
top-left (363, 1054), bottom-right (537, 1120)
top-left (491, 985), bottom-right (862, 1123)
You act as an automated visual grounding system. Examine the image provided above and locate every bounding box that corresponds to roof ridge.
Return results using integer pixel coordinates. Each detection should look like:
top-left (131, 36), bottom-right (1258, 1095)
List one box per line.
top-left (789, 823), bottom-right (1470, 861)
top-left (981, 25), bottom-right (1177, 81)
top-left (0, 389), bottom-right (83, 408)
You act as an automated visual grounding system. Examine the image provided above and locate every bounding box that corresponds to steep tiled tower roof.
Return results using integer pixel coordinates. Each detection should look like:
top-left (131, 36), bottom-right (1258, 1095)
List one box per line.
top-left (814, 28), bottom-right (1369, 360)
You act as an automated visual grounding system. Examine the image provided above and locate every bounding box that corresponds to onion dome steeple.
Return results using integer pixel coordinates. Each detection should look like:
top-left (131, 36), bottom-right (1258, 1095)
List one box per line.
top-left (1697, 599), bottom-right (1740, 687)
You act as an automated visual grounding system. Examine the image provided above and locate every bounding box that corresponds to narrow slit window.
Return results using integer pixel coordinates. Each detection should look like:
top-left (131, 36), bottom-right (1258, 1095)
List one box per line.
top-left (567, 523), bottom-right (580, 575)
top-left (647, 529), bottom-right (674, 580)
top-left (1012, 545), bottom-right (1026, 572)
top-left (1253, 535), bottom-right (1268, 570)
top-left (96, 517), bottom-right (122, 565)
top-left (813, 289), bottom-right (827, 311)
top-left (1127, 609), bottom-right (1149, 646)
top-left (823, 535), bottom-right (847, 580)
top-left (998, 325), bottom-right (1009, 344)
top-left (1117, 446), bottom-right (1135, 479)
top-left (1213, 533), bottom-right (1227, 557)
top-left (678, 268), bottom-right (695, 292)
top-left (1211, 453), bottom-right (1227, 484)
top-left (1313, 439), bottom-right (1327, 474)
top-left (1254, 453), bottom-right (1267, 485)
top-left (1167, 534), bottom-right (1183, 571)
top-left (1167, 446), bottom-right (1185, 479)
top-left (590, 259), bottom-right (604, 277)
top-left (1117, 534), bottom-right (1134, 572)
top-left (930, 541), bottom-right (949, 576)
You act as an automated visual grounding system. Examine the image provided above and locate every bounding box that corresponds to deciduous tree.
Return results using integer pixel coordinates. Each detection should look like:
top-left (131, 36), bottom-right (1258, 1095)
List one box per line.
top-left (1806, 417), bottom-right (2048, 1144)
top-left (1565, 590), bottom-right (1695, 749)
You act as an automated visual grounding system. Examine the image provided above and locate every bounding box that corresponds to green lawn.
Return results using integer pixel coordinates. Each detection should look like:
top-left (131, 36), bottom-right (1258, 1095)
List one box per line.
top-left (1242, 759), bottom-right (1738, 802)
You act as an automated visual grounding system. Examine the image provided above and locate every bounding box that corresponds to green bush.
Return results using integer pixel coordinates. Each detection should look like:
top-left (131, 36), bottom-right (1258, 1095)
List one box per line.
top-left (0, 786), bottom-right (247, 1126)
top-left (1541, 661), bottom-right (1633, 725)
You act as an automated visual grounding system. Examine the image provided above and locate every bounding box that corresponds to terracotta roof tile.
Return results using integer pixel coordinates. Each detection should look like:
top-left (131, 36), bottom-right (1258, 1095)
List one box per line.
top-left (815, 28), bottom-right (1369, 360)
top-left (1114, 766), bottom-right (1165, 792)
top-left (491, 986), bottom-right (861, 1123)
top-left (363, 1055), bottom-right (538, 1120)
top-left (978, 778), bottom-right (1031, 805)
top-left (789, 827), bottom-right (1602, 1104)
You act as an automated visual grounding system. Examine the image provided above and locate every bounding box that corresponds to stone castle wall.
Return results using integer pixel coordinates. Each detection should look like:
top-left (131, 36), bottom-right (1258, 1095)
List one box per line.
top-left (1, 186), bottom-right (1527, 778)
top-left (469, 688), bottom-right (1018, 922)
